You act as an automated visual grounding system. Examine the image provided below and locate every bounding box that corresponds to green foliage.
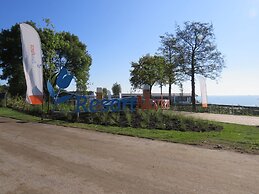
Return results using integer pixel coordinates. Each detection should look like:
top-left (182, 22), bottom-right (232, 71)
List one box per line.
top-left (102, 88), bottom-right (108, 98)
top-left (154, 56), bottom-right (167, 94)
top-left (112, 82), bottom-right (121, 97)
top-left (5, 96), bottom-right (221, 132)
top-left (156, 21), bottom-right (225, 109)
top-left (158, 34), bottom-right (184, 104)
top-left (74, 110), bottom-right (222, 132)
top-left (7, 96), bottom-right (43, 116)
top-left (6, 95), bottom-right (75, 117)
top-left (0, 107), bottom-right (41, 122)
top-left (130, 54), bottom-right (166, 92)
top-left (0, 20), bottom-right (92, 96)
top-left (0, 84), bottom-right (8, 93)
top-left (176, 22), bottom-right (225, 79)
top-left (0, 23), bottom-right (29, 96)
top-left (175, 22), bottom-right (225, 110)
top-left (0, 90), bottom-right (7, 107)
top-left (1, 107), bottom-right (259, 154)
top-left (56, 31), bottom-right (92, 92)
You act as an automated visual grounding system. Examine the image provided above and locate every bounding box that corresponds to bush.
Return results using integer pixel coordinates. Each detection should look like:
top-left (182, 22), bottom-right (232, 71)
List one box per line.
top-left (7, 96), bottom-right (222, 132)
top-left (76, 110), bottom-right (222, 132)
top-left (7, 96), bottom-right (43, 116)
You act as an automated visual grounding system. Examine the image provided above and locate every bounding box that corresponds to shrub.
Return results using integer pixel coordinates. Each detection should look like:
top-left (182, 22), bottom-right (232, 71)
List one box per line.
top-left (7, 96), bottom-right (222, 132)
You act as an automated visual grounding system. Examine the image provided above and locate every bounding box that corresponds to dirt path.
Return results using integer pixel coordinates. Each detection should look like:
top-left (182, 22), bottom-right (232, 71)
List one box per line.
top-left (176, 111), bottom-right (259, 126)
top-left (0, 117), bottom-right (259, 194)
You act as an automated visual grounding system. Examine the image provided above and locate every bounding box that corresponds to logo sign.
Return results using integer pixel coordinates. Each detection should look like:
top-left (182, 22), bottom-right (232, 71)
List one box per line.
top-left (47, 68), bottom-right (136, 113)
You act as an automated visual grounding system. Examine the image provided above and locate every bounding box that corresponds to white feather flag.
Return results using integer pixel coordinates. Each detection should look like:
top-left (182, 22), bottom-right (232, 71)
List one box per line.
top-left (199, 76), bottom-right (208, 108)
top-left (20, 23), bottom-right (43, 104)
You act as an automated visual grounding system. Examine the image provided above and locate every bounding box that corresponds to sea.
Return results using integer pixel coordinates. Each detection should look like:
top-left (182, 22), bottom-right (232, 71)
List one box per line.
top-left (197, 95), bottom-right (259, 107)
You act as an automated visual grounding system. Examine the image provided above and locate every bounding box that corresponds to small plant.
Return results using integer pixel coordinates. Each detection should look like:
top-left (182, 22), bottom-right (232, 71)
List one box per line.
top-left (124, 109), bottom-right (132, 127)
top-left (131, 111), bottom-right (142, 128)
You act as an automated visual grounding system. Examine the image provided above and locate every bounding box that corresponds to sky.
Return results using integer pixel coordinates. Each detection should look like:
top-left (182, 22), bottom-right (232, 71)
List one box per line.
top-left (1, 0), bottom-right (259, 96)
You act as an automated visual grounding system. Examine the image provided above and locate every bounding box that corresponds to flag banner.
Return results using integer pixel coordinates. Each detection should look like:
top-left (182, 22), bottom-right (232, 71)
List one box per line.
top-left (199, 76), bottom-right (208, 108)
top-left (20, 23), bottom-right (43, 104)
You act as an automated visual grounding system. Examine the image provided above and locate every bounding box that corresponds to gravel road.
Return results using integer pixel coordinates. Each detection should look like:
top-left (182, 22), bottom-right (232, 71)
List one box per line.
top-left (0, 117), bottom-right (259, 194)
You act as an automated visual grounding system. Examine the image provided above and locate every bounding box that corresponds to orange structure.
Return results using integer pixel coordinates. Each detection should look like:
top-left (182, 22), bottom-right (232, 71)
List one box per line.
top-left (137, 85), bottom-right (158, 111)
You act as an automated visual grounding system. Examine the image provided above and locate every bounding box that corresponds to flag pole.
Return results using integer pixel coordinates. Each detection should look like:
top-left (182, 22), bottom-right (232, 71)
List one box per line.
top-left (41, 94), bottom-right (44, 121)
top-left (41, 66), bottom-right (45, 121)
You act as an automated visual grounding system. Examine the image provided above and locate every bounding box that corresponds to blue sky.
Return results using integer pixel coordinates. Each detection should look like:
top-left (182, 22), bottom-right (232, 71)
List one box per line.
top-left (1, 0), bottom-right (259, 95)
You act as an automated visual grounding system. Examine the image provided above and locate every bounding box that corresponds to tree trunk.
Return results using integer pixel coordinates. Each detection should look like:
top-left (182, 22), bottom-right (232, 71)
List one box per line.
top-left (149, 85), bottom-right (152, 98)
top-left (191, 53), bottom-right (196, 112)
top-left (168, 78), bottom-right (172, 106)
top-left (160, 84), bottom-right (163, 100)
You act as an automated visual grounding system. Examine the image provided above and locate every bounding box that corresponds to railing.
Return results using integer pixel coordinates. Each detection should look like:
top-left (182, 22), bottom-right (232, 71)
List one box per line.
top-left (173, 104), bottom-right (259, 116)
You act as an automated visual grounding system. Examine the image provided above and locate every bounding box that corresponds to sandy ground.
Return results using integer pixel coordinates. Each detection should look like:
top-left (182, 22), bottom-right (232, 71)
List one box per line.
top-left (0, 116), bottom-right (259, 194)
top-left (176, 111), bottom-right (259, 126)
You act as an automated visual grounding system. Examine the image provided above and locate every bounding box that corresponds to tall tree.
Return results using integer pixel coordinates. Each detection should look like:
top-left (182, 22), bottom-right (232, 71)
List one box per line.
top-left (130, 54), bottom-right (165, 95)
top-left (0, 21), bottom-right (92, 96)
top-left (159, 34), bottom-right (184, 104)
top-left (176, 22), bottom-right (225, 111)
top-left (112, 82), bottom-right (121, 97)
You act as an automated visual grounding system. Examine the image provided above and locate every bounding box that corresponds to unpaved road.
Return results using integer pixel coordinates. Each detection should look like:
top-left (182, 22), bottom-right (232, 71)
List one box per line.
top-left (0, 117), bottom-right (259, 194)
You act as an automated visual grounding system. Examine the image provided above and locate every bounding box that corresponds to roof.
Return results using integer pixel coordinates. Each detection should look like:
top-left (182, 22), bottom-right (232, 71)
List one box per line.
top-left (121, 93), bottom-right (192, 97)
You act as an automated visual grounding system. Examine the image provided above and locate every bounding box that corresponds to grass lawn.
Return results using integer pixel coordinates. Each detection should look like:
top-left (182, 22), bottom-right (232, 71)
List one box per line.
top-left (0, 107), bottom-right (259, 154)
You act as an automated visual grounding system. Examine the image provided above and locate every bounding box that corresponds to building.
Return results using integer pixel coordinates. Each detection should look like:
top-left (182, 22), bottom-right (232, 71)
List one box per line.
top-left (121, 93), bottom-right (192, 104)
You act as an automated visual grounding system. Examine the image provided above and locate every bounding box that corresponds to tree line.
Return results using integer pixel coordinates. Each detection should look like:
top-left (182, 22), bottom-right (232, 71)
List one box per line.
top-left (0, 19), bottom-right (92, 97)
top-left (130, 21), bottom-right (225, 111)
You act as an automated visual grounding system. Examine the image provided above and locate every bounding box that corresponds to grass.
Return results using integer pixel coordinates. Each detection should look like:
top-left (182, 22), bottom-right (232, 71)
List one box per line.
top-left (0, 107), bottom-right (259, 154)
top-left (0, 107), bottom-right (42, 122)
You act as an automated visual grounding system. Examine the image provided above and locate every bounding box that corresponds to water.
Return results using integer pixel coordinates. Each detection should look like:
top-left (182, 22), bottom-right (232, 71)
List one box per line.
top-left (197, 95), bottom-right (259, 107)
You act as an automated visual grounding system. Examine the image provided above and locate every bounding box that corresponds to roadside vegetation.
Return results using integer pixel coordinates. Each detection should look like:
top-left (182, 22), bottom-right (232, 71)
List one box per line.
top-left (5, 96), bottom-right (222, 132)
top-left (1, 107), bottom-right (258, 154)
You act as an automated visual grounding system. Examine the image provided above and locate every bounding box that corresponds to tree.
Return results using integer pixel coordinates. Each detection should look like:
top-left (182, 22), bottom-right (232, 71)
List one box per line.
top-left (154, 56), bottom-right (167, 97)
top-left (159, 34), bottom-right (184, 104)
top-left (176, 22), bottom-right (225, 111)
top-left (102, 87), bottom-right (108, 98)
top-left (0, 21), bottom-right (91, 96)
top-left (112, 82), bottom-right (121, 97)
top-left (130, 54), bottom-right (165, 95)
top-left (0, 23), bottom-right (29, 96)
top-left (0, 84), bottom-right (8, 93)
top-left (55, 31), bottom-right (91, 92)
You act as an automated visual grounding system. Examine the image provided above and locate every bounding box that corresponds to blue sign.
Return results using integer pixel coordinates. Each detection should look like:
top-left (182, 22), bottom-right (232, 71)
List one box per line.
top-left (75, 95), bottom-right (136, 113)
top-left (47, 67), bottom-right (73, 104)
top-left (47, 67), bottom-right (136, 113)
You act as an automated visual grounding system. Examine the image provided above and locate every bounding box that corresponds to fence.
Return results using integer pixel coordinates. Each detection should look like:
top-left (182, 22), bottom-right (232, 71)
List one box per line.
top-left (173, 103), bottom-right (259, 116)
